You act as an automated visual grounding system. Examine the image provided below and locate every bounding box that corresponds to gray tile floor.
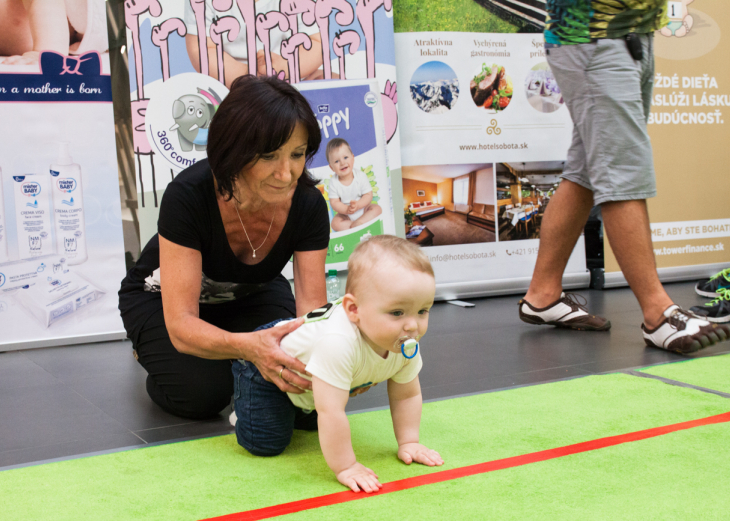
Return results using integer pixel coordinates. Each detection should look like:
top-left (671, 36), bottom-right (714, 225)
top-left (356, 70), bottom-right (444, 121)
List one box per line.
top-left (2, 281), bottom-right (727, 469)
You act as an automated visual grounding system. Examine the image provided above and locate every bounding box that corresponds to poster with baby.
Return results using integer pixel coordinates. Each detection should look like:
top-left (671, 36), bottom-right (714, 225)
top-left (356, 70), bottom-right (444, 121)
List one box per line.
top-left (0, 0), bottom-right (128, 349)
top-left (124, 0), bottom-right (402, 248)
top-left (296, 79), bottom-right (394, 270)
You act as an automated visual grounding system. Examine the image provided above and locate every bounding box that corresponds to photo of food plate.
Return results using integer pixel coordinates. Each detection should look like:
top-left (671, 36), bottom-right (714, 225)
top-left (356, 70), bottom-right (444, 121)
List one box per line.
top-left (470, 63), bottom-right (513, 113)
top-left (524, 62), bottom-right (564, 113)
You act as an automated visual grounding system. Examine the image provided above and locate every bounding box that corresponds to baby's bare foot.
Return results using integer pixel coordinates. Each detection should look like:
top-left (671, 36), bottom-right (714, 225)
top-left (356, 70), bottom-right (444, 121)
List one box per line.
top-left (1, 51), bottom-right (40, 65)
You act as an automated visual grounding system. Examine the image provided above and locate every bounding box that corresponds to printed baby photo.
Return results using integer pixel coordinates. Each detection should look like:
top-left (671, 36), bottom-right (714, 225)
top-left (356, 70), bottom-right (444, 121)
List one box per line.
top-left (310, 141), bottom-right (384, 234)
top-left (0, 0), bottom-right (108, 67)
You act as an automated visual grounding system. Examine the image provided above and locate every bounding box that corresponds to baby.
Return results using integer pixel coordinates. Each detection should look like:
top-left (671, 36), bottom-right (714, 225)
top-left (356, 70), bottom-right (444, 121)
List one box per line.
top-left (0, 0), bottom-right (108, 65)
top-left (326, 138), bottom-right (383, 232)
top-left (232, 235), bottom-right (442, 493)
top-left (660, 0), bottom-right (694, 38)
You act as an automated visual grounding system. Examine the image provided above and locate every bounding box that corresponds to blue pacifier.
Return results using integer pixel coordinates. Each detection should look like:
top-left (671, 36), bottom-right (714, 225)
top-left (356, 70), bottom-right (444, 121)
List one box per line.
top-left (400, 338), bottom-right (419, 359)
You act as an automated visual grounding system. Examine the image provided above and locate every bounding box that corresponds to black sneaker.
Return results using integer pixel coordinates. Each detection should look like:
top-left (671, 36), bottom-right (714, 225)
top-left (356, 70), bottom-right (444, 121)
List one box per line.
top-left (695, 268), bottom-right (730, 298)
top-left (690, 289), bottom-right (730, 323)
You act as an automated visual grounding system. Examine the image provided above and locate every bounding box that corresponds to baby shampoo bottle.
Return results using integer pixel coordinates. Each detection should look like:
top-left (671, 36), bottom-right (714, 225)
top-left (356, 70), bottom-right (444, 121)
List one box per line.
top-left (50, 143), bottom-right (88, 265)
top-left (13, 173), bottom-right (54, 259)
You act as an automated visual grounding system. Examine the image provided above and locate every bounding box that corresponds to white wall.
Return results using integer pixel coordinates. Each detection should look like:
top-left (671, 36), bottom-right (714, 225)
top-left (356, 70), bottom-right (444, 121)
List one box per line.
top-left (474, 167), bottom-right (495, 204)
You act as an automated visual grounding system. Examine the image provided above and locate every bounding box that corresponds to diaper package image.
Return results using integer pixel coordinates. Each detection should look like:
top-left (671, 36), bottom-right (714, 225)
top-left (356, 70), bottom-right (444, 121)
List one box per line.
top-left (14, 269), bottom-right (105, 327)
top-left (0, 255), bottom-right (68, 294)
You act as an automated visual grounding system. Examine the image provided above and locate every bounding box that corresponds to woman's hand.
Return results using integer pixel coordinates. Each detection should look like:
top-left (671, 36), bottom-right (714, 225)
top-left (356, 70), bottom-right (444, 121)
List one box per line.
top-left (245, 318), bottom-right (313, 393)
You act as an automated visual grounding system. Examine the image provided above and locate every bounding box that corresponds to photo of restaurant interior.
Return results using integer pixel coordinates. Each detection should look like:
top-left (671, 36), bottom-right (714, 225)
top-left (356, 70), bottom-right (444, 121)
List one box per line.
top-left (497, 161), bottom-right (564, 241)
top-left (402, 163), bottom-right (497, 247)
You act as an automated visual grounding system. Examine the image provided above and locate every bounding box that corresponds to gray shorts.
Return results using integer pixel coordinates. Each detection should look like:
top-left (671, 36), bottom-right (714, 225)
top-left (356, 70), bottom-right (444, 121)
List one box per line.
top-left (546, 35), bottom-right (656, 205)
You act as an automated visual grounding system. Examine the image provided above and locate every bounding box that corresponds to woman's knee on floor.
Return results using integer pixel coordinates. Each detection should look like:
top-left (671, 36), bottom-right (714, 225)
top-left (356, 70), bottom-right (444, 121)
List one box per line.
top-left (146, 374), bottom-right (232, 420)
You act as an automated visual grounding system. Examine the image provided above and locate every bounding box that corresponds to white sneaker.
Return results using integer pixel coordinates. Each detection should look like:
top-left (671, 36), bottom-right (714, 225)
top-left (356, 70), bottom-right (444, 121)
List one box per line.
top-left (642, 305), bottom-right (730, 354)
top-left (229, 410), bottom-right (237, 427)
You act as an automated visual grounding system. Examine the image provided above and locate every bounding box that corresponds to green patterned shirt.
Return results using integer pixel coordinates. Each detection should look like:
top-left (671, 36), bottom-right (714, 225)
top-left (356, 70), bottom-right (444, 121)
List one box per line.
top-left (545, 0), bottom-right (669, 45)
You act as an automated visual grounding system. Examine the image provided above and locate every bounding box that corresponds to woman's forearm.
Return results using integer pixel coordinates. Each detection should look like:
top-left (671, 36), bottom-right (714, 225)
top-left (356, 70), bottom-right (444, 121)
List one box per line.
top-left (166, 312), bottom-right (252, 360)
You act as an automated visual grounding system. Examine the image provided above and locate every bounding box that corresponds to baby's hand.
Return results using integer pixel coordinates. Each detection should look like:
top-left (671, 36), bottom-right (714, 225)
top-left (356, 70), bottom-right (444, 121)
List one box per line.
top-left (336, 462), bottom-right (382, 493)
top-left (398, 443), bottom-right (444, 467)
top-left (1, 51), bottom-right (40, 66)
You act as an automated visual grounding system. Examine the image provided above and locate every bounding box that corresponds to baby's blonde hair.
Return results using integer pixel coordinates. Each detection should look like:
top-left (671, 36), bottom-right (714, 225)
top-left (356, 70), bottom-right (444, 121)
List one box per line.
top-left (346, 235), bottom-right (434, 295)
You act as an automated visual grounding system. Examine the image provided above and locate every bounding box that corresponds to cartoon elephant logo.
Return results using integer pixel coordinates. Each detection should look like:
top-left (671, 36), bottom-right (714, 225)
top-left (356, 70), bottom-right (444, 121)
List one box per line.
top-left (169, 94), bottom-right (215, 152)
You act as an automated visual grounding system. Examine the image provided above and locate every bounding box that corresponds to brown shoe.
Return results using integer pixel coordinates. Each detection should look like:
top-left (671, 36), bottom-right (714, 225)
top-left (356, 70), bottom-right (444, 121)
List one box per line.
top-left (642, 305), bottom-right (730, 355)
top-left (519, 292), bottom-right (611, 331)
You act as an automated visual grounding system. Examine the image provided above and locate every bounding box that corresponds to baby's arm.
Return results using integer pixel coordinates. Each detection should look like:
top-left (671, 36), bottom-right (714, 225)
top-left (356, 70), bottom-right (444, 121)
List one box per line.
top-left (2, 0), bottom-right (68, 65)
top-left (352, 192), bottom-right (373, 211)
top-left (313, 376), bottom-right (383, 493)
top-left (297, 33), bottom-right (324, 79)
top-left (329, 198), bottom-right (355, 215)
top-left (185, 34), bottom-right (249, 87)
top-left (388, 376), bottom-right (443, 466)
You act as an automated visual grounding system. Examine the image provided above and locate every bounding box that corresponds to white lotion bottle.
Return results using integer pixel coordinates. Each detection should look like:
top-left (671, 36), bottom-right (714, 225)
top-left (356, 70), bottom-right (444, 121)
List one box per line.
top-left (12, 173), bottom-right (54, 259)
top-left (50, 142), bottom-right (88, 265)
top-left (0, 167), bottom-right (9, 263)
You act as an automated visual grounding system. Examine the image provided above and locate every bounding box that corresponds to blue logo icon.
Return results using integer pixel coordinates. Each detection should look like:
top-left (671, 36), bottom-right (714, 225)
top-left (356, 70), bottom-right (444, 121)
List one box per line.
top-left (21, 181), bottom-right (41, 197)
top-left (57, 178), bottom-right (77, 193)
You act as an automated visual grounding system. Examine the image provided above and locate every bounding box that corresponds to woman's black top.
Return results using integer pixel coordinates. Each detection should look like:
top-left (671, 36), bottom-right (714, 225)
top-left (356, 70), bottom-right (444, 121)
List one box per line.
top-left (119, 159), bottom-right (330, 336)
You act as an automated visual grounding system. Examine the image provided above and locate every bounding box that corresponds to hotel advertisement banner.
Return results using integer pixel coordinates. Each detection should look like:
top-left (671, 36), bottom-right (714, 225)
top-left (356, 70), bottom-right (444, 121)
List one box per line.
top-left (0, 1), bottom-right (128, 349)
top-left (124, 0), bottom-right (403, 266)
top-left (392, 0), bottom-right (588, 298)
top-left (604, 0), bottom-right (730, 283)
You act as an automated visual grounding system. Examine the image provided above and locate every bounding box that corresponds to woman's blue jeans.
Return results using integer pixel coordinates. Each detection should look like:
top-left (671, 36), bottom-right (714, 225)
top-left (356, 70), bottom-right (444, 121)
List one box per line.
top-left (232, 320), bottom-right (318, 456)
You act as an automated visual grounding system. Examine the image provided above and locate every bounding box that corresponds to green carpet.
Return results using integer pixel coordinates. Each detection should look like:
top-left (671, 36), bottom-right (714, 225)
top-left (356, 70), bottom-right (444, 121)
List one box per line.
top-left (284, 423), bottom-right (730, 521)
top-left (641, 353), bottom-right (730, 394)
top-left (2, 374), bottom-right (729, 521)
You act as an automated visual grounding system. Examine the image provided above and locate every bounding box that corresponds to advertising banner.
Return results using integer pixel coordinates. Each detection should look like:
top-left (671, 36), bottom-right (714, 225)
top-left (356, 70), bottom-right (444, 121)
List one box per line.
top-left (296, 79), bottom-right (394, 271)
top-left (603, 0), bottom-right (730, 286)
top-left (393, 0), bottom-right (588, 298)
top-left (0, 1), bottom-right (128, 349)
top-left (124, 0), bottom-right (403, 248)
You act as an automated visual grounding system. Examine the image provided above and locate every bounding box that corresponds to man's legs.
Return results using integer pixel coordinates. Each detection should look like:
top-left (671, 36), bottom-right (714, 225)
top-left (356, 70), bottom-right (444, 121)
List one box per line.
top-left (523, 179), bottom-right (594, 308)
top-left (601, 199), bottom-right (672, 328)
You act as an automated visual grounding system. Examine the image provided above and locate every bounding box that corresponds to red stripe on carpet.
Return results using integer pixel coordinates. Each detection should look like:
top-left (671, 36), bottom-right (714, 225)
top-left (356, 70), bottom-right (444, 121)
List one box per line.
top-left (202, 411), bottom-right (730, 521)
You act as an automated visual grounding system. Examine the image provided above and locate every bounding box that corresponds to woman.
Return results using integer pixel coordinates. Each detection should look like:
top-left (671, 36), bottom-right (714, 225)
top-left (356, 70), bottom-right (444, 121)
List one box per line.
top-left (119, 75), bottom-right (329, 419)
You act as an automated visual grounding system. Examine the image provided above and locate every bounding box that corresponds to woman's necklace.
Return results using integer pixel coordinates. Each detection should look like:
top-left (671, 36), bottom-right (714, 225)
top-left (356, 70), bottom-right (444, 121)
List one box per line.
top-left (233, 202), bottom-right (277, 259)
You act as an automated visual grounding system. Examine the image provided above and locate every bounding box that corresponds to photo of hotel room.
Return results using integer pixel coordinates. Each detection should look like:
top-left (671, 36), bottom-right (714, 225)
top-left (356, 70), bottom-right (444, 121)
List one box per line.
top-left (496, 161), bottom-right (564, 241)
top-left (402, 163), bottom-right (497, 247)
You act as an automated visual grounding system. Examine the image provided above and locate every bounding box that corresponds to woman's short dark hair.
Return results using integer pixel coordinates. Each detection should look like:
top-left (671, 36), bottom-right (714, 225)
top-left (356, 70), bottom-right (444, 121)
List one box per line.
top-left (207, 75), bottom-right (321, 200)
